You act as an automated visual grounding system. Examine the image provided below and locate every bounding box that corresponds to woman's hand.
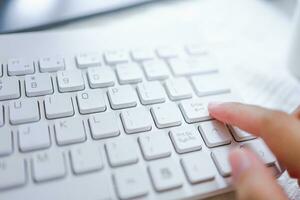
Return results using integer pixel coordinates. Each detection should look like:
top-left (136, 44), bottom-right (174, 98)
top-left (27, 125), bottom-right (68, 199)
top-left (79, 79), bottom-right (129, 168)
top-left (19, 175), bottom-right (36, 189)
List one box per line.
top-left (208, 102), bottom-right (300, 200)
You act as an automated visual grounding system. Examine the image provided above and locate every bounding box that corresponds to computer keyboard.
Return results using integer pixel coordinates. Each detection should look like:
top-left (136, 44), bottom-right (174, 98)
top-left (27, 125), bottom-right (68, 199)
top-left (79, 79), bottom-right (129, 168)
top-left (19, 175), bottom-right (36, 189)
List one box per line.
top-left (0, 44), bottom-right (282, 200)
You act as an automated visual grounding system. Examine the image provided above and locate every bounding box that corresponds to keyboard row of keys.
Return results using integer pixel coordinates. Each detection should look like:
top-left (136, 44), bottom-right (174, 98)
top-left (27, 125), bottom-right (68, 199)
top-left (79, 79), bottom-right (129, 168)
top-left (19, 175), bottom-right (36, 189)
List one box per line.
top-left (0, 138), bottom-right (276, 197)
top-left (0, 69), bottom-right (230, 102)
top-left (1, 116), bottom-right (250, 157)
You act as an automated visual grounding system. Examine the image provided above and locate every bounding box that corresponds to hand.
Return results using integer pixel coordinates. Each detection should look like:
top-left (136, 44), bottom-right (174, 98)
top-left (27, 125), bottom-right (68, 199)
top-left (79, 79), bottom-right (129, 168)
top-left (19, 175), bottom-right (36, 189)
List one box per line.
top-left (208, 102), bottom-right (300, 200)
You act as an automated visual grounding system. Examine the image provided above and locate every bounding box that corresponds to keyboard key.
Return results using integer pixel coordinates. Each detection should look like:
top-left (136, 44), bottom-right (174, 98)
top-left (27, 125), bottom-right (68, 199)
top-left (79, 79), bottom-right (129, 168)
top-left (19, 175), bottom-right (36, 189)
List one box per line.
top-left (151, 103), bottom-right (182, 128)
top-left (143, 60), bottom-right (169, 81)
top-left (9, 99), bottom-right (40, 125)
top-left (170, 126), bottom-right (202, 153)
top-left (25, 73), bottom-right (53, 97)
top-left (89, 112), bottom-right (120, 139)
top-left (199, 120), bottom-right (232, 147)
top-left (156, 47), bottom-right (179, 58)
top-left (131, 48), bottom-right (155, 61)
top-left (55, 118), bottom-right (86, 145)
top-left (8, 58), bottom-right (34, 76)
top-left (229, 126), bottom-right (256, 142)
top-left (87, 67), bottom-right (115, 88)
top-left (114, 165), bottom-right (149, 199)
top-left (108, 85), bottom-right (138, 109)
top-left (0, 158), bottom-right (26, 190)
top-left (77, 90), bottom-right (106, 114)
top-left (165, 78), bottom-right (193, 101)
top-left (137, 82), bottom-right (165, 105)
top-left (0, 77), bottom-right (20, 101)
top-left (185, 44), bottom-right (208, 56)
top-left (121, 107), bottom-right (152, 134)
top-left (169, 58), bottom-right (218, 76)
top-left (149, 159), bottom-right (183, 192)
top-left (0, 127), bottom-right (12, 156)
top-left (39, 56), bottom-right (65, 72)
top-left (57, 70), bottom-right (85, 92)
top-left (32, 151), bottom-right (66, 182)
top-left (179, 100), bottom-right (211, 123)
top-left (70, 144), bottom-right (104, 174)
top-left (116, 63), bottom-right (143, 84)
top-left (76, 52), bottom-right (101, 68)
top-left (18, 122), bottom-right (50, 152)
top-left (44, 95), bottom-right (74, 119)
top-left (242, 139), bottom-right (276, 166)
top-left (0, 105), bottom-right (3, 127)
top-left (104, 50), bottom-right (130, 65)
top-left (191, 73), bottom-right (230, 97)
top-left (211, 147), bottom-right (232, 177)
top-left (139, 133), bottom-right (172, 160)
top-left (181, 152), bottom-right (215, 184)
top-left (106, 138), bottom-right (139, 167)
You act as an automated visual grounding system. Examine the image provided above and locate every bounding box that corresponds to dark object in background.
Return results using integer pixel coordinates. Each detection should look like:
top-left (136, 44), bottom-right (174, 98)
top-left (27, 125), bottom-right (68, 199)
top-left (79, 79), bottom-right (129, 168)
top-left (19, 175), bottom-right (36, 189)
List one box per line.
top-left (0, 0), bottom-right (158, 33)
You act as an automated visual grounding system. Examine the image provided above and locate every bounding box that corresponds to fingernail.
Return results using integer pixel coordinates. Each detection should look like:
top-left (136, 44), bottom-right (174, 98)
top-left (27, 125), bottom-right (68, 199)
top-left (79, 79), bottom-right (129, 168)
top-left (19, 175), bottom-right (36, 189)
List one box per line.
top-left (208, 102), bottom-right (223, 110)
top-left (229, 148), bottom-right (252, 182)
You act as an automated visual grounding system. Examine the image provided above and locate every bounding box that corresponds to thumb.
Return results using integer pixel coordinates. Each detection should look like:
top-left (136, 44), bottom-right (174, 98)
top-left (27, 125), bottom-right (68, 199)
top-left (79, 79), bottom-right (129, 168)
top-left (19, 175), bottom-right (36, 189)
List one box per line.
top-left (229, 148), bottom-right (287, 200)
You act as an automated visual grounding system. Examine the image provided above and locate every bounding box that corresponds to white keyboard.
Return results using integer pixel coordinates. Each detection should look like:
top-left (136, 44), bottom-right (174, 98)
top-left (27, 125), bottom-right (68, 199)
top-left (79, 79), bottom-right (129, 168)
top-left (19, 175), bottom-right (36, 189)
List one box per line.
top-left (0, 44), bottom-right (281, 200)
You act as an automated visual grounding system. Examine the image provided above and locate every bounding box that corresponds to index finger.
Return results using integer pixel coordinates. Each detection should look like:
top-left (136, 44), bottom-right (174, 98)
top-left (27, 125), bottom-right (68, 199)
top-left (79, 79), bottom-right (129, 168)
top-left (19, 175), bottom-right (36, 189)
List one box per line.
top-left (208, 102), bottom-right (300, 179)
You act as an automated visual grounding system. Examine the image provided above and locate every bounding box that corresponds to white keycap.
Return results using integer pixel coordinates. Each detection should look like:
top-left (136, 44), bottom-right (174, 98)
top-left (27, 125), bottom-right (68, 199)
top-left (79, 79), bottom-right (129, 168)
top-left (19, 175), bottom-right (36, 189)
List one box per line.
top-left (104, 50), bottom-right (130, 65)
top-left (185, 44), bottom-right (208, 56)
top-left (131, 48), bottom-right (155, 61)
top-left (44, 95), bottom-right (74, 119)
top-left (229, 126), bottom-right (256, 142)
top-left (169, 58), bottom-right (218, 76)
top-left (8, 58), bottom-right (34, 76)
top-left (0, 105), bottom-right (4, 127)
top-left (149, 159), bottom-right (183, 192)
top-left (106, 138), bottom-right (139, 167)
top-left (76, 52), bottom-right (101, 68)
top-left (156, 47), bottom-right (179, 58)
top-left (77, 90), bottom-right (106, 114)
top-left (170, 126), bottom-right (202, 153)
top-left (0, 158), bottom-right (26, 190)
top-left (191, 73), bottom-right (230, 97)
top-left (179, 100), bottom-right (211, 123)
top-left (211, 147), bottom-right (232, 177)
top-left (89, 112), bottom-right (120, 139)
top-left (25, 73), bottom-right (53, 97)
top-left (108, 86), bottom-right (138, 109)
top-left (121, 107), bottom-right (152, 134)
top-left (114, 165), bottom-right (149, 200)
top-left (242, 139), bottom-right (276, 166)
top-left (143, 60), bottom-right (169, 80)
top-left (116, 63), bottom-right (143, 84)
top-left (32, 151), bottom-right (66, 182)
top-left (0, 77), bottom-right (20, 100)
top-left (9, 99), bottom-right (40, 125)
top-left (139, 133), bottom-right (172, 160)
top-left (57, 70), bottom-right (85, 92)
top-left (181, 152), bottom-right (215, 184)
top-left (0, 127), bottom-right (12, 156)
top-left (87, 67), bottom-right (115, 88)
top-left (137, 82), bottom-right (165, 105)
top-left (39, 56), bottom-right (65, 72)
top-left (55, 118), bottom-right (86, 145)
top-left (199, 120), bottom-right (232, 147)
top-left (165, 78), bottom-right (193, 100)
top-left (70, 144), bottom-right (104, 174)
top-left (18, 122), bottom-right (50, 152)
top-left (151, 103), bottom-right (182, 128)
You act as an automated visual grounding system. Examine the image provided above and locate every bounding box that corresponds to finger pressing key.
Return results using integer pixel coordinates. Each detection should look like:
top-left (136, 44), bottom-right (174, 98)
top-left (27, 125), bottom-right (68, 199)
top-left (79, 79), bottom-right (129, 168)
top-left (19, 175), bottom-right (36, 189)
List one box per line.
top-left (208, 102), bottom-right (300, 180)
